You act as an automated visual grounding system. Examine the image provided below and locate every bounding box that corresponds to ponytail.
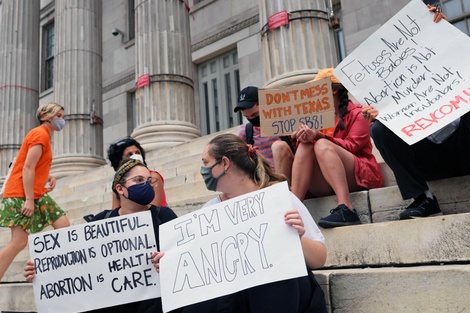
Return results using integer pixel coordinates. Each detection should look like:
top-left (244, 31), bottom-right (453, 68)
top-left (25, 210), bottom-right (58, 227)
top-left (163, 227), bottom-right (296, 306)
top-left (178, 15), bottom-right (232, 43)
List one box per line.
top-left (208, 134), bottom-right (286, 188)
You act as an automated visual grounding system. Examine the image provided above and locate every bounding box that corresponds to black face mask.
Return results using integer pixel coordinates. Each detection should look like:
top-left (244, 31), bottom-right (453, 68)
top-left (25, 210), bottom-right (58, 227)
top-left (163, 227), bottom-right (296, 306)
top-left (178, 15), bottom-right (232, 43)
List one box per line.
top-left (200, 160), bottom-right (225, 191)
top-left (247, 116), bottom-right (260, 127)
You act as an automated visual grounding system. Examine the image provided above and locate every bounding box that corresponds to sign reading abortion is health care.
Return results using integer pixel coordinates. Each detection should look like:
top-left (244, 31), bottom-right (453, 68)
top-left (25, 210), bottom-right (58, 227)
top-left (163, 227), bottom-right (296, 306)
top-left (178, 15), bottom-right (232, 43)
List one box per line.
top-left (29, 211), bottom-right (159, 313)
top-left (258, 78), bottom-right (335, 137)
top-left (159, 181), bottom-right (307, 313)
top-left (334, 0), bottom-right (470, 144)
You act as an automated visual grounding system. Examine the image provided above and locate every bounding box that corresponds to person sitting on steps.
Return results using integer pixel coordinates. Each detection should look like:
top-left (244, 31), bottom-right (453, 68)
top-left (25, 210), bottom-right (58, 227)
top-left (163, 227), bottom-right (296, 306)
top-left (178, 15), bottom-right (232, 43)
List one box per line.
top-left (235, 86), bottom-right (296, 183)
top-left (361, 5), bottom-right (470, 220)
top-left (291, 68), bottom-right (384, 228)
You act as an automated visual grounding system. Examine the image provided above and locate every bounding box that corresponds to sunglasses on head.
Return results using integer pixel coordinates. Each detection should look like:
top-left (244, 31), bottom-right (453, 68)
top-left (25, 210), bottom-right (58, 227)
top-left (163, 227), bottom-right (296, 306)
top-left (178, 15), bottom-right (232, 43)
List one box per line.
top-left (115, 138), bottom-right (134, 146)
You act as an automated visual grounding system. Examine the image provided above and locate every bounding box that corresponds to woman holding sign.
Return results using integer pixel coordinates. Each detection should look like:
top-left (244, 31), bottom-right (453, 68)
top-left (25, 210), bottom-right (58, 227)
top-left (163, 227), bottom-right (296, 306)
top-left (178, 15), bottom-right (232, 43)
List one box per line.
top-left (25, 159), bottom-right (179, 313)
top-left (153, 133), bottom-right (327, 313)
top-left (0, 103), bottom-right (71, 281)
top-left (290, 68), bottom-right (384, 228)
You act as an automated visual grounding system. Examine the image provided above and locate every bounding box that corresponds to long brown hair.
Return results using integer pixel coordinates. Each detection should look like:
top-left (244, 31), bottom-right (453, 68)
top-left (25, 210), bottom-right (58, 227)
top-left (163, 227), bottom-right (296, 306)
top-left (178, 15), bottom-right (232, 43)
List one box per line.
top-left (207, 134), bottom-right (286, 188)
top-left (333, 83), bottom-right (350, 130)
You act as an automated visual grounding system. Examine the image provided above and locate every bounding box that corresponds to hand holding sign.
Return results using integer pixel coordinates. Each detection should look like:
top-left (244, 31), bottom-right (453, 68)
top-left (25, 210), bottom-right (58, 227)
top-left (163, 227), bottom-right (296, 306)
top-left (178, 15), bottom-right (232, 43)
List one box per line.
top-left (258, 78), bottom-right (335, 136)
top-left (334, 0), bottom-right (470, 144)
top-left (28, 211), bottom-right (159, 313)
top-left (159, 182), bottom-right (308, 313)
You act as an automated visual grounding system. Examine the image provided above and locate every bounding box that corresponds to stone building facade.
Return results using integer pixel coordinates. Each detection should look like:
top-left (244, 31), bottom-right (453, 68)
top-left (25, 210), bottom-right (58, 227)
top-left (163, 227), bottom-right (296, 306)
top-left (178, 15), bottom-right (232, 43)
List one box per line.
top-left (0, 0), bottom-right (468, 186)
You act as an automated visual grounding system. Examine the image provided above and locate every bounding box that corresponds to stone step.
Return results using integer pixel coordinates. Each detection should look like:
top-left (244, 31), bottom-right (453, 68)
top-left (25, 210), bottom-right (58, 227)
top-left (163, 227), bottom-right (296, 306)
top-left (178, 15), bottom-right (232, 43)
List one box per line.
top-left (304, 174), bottom-right (470, 224)
top-left (369, 174), bottom-right (470, 222)
top-left (315, 264), bottom-right (470, 313)
top-left (0, 283), bottom-right (36, 312)
top-left (322, 212), bottom-right (470, 268)
top-left (2, 264), bottom-right (469, 313)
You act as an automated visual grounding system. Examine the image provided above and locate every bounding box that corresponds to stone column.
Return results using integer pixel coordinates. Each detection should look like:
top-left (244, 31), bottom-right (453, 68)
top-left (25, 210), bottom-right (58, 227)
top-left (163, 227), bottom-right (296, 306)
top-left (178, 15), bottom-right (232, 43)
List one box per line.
top-left (0, 0), bottom-right (40, 187)
top-left (259, 0), bottom-right (338, 87)
top-left (133, 0), bottom-right (200, 151)
top-left (52, 0), bottom-right (106, 178)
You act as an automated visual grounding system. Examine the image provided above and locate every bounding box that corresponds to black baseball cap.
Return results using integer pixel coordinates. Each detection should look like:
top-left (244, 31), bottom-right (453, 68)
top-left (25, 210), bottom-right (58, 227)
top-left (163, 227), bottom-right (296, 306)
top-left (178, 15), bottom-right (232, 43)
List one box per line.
top-left (234, 86), bottom-right (258, 112)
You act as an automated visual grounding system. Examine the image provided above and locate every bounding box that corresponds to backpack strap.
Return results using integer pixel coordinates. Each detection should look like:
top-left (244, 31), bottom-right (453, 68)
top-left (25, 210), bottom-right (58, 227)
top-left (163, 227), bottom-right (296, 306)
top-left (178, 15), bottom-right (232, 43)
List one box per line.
top-left (245, 122), bottom-right (295, 154)
top-left (245, 122), bottom-right (255, 145)
top-left (104, 210), bottom-right (114, 219)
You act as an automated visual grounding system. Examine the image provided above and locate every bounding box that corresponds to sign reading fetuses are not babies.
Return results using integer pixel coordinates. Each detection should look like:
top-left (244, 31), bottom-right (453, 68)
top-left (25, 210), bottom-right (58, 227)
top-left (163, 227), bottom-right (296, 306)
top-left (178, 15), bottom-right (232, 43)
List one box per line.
top-left (334, 0), bottom-right (470, 144)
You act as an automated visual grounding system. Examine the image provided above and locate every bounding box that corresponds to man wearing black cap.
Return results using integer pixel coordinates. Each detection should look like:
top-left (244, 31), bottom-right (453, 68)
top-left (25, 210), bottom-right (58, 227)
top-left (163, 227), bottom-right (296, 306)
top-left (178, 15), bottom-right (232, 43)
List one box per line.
top-left (235, 86), bottom-right (295, 181)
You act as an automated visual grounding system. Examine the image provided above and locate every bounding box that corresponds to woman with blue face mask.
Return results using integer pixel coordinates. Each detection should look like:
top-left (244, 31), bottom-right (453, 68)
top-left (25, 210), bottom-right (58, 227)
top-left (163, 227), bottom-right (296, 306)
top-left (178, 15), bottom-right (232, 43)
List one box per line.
top-left (107, 137), bottom-right (168, 210)
top-left (0, 102), bottom-right (71, 281)
top-left (25, 159), bottom-right (180, 313)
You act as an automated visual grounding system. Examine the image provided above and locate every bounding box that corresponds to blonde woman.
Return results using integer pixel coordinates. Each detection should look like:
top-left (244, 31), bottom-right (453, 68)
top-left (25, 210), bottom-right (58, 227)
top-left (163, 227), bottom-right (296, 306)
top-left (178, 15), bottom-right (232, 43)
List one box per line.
top-left (0, 103), bottom-right (70, 280)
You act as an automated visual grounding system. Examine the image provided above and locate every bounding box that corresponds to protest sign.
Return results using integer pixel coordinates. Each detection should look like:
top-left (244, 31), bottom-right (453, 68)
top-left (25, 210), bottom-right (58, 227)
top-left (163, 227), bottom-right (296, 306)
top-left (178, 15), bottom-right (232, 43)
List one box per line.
top-left (28, 211), bottom-right (159, 313)
top-left (159, 181), bottom-right (307, 313)
top-left (258, 78), bottom-right (335, 136)
top-left (334, 0), bottom-right (470, 145)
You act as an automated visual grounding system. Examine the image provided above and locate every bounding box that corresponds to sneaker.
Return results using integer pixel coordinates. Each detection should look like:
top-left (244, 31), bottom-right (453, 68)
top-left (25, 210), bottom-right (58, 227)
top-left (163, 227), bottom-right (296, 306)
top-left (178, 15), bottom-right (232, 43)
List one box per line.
top-left (399, 194), bottom-right (443, 220)
top-left (318, 204), bottom-right (361, 228)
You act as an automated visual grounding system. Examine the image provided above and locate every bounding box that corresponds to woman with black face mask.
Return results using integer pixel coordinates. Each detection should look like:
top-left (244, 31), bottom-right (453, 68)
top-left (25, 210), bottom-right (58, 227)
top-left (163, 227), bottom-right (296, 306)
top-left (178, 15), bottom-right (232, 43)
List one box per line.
top-left (25, 159), bottom-right (180, 313)
top-left (152, 133), bottom-right (327, 313)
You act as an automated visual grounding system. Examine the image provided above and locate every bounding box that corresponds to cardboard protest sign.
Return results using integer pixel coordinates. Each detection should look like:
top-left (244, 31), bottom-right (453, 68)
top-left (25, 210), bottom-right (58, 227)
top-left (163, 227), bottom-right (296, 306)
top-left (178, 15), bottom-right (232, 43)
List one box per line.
top-left (334, 0), bottom-right (470, 145)
top-left (258, 78), bottom-right (335, 136)
top-left (159, 181), bottom-right (307, 313)
top-left (28, 211), bottom-right (159, 313)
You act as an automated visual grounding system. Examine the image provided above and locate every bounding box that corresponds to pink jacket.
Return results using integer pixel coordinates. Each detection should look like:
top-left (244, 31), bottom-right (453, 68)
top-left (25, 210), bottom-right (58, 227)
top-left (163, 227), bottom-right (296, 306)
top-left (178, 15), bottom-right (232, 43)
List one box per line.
top-left (327, 102), bottom-right (384, 189)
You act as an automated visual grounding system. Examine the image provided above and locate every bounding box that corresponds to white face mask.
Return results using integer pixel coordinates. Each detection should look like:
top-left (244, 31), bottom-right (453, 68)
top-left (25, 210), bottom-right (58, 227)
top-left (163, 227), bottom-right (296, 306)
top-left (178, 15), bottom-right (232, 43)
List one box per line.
top-left (129, 154), bottom-right (144, 163)
top-left (50, 118), bottom-right (66, 131)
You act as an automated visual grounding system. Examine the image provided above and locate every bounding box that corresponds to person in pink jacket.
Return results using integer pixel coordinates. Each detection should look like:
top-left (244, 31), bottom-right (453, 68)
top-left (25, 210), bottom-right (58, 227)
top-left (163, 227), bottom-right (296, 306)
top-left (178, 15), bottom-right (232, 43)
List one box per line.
top-left (291, 68), bottom-right (384, 228)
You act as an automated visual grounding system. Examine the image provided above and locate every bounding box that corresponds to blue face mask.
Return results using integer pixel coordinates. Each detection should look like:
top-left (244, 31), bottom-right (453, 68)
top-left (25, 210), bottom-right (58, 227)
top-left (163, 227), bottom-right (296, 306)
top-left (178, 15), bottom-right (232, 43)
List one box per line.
top-left (124, 181), bottom-right (155, 205)
top-left (51, 118), bottom-right (66, 131)
top-left (200, 160), bottom-right (225, 191)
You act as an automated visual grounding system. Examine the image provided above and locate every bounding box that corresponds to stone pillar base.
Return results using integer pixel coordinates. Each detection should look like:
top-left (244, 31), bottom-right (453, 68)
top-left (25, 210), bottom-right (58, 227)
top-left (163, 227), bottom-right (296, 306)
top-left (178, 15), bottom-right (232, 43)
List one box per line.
top-left (50, 156), bottom-right (107, 179)
top-left (264, 69), bottom-right (320, 88)
top-left (132, 121), bottom-right (201, 152)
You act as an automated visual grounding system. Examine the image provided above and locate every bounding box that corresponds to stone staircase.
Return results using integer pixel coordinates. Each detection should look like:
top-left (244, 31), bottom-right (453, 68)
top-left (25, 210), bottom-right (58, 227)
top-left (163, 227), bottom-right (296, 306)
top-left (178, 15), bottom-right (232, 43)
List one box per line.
top-left (1, 126), bottom-right (469, 312)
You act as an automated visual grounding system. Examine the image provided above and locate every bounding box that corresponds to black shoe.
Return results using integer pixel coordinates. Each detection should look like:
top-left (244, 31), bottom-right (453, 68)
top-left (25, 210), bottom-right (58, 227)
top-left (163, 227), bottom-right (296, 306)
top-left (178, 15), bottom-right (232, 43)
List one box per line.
top-left (318, 204), bottom-right (361, 228)
top-left (399, 194), bottom-right (443, 220)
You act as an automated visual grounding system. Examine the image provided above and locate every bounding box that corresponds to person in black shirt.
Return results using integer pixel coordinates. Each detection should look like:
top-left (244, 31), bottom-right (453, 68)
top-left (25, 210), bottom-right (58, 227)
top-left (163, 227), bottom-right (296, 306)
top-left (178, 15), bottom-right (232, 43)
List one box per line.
top-left (25, 159), bottom-right (179, 313)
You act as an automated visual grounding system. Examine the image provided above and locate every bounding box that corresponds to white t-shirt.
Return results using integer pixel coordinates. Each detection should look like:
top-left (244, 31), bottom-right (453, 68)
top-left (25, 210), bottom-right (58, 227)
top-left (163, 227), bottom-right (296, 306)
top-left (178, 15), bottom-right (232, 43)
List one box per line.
top-left (204, 192), bottom-right (325, 245)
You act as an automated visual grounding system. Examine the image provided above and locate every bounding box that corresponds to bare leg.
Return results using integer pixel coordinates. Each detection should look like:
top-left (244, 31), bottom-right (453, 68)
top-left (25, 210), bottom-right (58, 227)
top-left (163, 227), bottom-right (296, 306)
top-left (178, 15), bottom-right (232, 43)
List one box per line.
top-left (272, 141), bottom-right (294, 183)
top-left (291, 143), bottom-right (315, 200)
top-left (52, 215), bottom-right (70, 229)
top-left (313, 139), bottom-right (361, 210)
top-left (0, 226), bottom-right (29, 280)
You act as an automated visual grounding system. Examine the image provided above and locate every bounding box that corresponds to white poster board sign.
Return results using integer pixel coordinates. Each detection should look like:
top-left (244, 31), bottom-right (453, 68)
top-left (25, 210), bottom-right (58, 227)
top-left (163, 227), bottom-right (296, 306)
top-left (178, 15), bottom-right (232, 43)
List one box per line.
top-left (334, 0), bottom-right (470, 144)
top-left (159, 181), bottom-right (307, 313)
top-left (29, 211), bottom-right (159, 313)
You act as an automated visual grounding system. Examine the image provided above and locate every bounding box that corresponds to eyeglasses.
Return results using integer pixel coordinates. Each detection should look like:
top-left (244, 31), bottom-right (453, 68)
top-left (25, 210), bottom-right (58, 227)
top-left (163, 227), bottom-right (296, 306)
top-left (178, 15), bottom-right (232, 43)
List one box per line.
top-left (124, 175), bottom-right (152, 184)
